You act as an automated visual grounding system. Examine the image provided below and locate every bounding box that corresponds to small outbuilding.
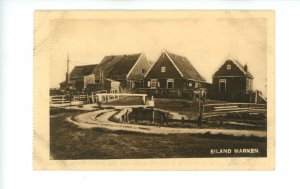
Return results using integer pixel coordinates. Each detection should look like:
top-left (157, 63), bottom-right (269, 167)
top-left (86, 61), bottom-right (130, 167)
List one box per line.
top-left (211, 59), bottom-right (254, 102)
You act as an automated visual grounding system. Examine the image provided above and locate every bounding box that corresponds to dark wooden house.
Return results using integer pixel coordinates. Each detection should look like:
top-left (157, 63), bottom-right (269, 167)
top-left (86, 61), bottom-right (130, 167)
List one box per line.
top-left (211, 59), bottom-right (254, 102)
top-left (93, 53), bottom-right (151, 92)
top-left (143, 51), bottom-right (207, 99)
top-left (144, 51), bottom-right (206, 89)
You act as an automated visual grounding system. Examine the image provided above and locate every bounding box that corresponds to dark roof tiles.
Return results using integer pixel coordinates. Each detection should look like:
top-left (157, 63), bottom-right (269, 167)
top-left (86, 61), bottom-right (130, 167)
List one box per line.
top-left (70, 64), bottom-right (98, 79)
top-left (166, 51), bottom-right (206, 82)
top-left (94, 54), bottom-right (142, 80)
top-left (213, 59), bottom-right (254, 78)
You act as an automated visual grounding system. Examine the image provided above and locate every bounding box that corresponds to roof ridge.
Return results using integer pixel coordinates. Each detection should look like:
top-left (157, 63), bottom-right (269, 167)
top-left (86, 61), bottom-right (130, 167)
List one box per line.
top-left (74, 64), bottom-right (98, 67)
top-left (165, 50), bottom-right (187, 59)
top-left (213, 59), bottom-right (254, 78)
top-left (165, 50), bottom-right (206, 81)
top-left (164, 51), bottom-right (184, 77)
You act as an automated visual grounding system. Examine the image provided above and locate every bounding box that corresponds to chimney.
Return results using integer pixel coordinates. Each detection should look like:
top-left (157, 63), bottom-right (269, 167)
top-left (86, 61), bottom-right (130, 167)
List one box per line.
top-left (244, 63), bottom-right (248, 72)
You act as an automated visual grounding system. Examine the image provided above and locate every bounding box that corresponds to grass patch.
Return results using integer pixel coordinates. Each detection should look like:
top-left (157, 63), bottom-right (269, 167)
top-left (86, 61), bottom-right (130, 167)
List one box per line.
top-left (50, 107), bottom-right (89, 116)
top-left (103, 96), bottom-right (144, 106)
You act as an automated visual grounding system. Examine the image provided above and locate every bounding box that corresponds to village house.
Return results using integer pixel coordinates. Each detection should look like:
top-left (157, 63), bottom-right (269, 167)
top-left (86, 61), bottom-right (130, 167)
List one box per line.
top-left (60, 64), bottom-right (98, 92)
top-left (143, 51), bottom-right (207, 99)
top-left (93, 53), bottom-right (151, 92)
top-left (60, 53), bottom-right (151, 93)
top-left (211, 59), bottom-right (254, 102)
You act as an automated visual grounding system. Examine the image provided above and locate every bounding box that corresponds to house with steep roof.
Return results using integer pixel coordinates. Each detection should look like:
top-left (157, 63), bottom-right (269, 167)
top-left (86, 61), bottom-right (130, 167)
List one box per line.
top-left (142, 51), bottom-right (207, 99)
top-left (211, 59), bottom-right (254, 102)
top-left (144, 51), bottom-right (206, 89)
top-left (93, 53), bottom-right (151, 92)
top-left (60, 53), bottom-right (151, 93)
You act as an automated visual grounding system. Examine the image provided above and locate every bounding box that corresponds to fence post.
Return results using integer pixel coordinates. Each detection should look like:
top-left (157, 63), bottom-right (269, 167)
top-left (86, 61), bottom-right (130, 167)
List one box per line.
top-left (199, 104), bottom-right (204, 127)
top-left (152, 108), bottom-right (155, 124)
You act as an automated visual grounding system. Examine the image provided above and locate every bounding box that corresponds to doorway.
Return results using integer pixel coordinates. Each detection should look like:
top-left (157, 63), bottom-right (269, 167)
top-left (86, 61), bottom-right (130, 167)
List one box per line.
top-left (167, 79), bottom-right (174, 89)
top-left (219, 79), bottom-right (226, 93)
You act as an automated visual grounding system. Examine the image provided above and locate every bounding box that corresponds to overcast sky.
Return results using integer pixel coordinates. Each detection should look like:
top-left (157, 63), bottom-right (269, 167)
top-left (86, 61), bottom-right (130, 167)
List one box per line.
top-left (49, 16), bottom-right (267, 95)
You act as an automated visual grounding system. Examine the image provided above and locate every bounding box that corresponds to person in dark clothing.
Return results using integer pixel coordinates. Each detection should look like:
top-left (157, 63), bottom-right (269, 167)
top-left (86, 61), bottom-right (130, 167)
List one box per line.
top-left (181, 116), bottom-right (185, 125)
top-left (197, 114), bottom-right (202, 127)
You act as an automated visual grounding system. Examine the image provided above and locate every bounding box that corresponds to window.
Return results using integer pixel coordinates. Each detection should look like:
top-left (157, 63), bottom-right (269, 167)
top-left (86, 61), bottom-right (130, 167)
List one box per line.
top-left (227, 64), bottom-right (231, 70)
top-left (141, 69), bottom-right (145, 74)
top-left (161, 66), bottom-right (166, 72)
top-left (150, 79), bottom-right (158, 88)
top-left (188, 82), bottom-right (193, 87)
top-left (147, 81), bottom-right (150, 87)
top-left (247, 78), bottom-right (253, 90)
top-left (219, 79), bottom-right (226, 93)
top-left (167, 79), bottom-right (174, 89)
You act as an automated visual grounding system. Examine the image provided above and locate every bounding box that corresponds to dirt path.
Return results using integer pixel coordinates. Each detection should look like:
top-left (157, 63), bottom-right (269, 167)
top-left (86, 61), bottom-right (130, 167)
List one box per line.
top-left (66, 109), bottom-right (267, 137)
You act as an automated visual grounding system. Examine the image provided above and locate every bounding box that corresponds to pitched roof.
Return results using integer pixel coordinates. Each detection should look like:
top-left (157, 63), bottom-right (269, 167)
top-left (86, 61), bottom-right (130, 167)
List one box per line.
top-left (70, 64), bottom-right (98, 79)
top-left (94, 53), bottom-right (142, 80)
top-left (213, 59), bottom-right (254, 78)
top-left (165, 51), bottom-right (206, 81)
top-left (233, 59), bottom-right (254, 78)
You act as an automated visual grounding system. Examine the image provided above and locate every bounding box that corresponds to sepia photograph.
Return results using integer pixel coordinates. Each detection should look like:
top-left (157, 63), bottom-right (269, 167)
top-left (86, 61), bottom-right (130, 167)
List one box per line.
top-left (33, 10), bottom-right (275, 170)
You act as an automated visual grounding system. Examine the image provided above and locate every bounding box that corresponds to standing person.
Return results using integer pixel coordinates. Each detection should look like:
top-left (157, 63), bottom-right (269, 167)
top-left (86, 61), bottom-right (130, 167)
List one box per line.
top-left (197, 114), bottom-right (201, 127)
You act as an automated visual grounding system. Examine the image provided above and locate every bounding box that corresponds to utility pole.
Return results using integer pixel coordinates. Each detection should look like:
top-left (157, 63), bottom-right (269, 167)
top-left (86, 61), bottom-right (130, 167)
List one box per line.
top-left (66, 54), bottom-right (70, 85)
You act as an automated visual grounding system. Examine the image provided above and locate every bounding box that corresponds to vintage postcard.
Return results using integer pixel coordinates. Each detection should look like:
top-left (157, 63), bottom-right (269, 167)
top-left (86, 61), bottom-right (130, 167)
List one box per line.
top-left (33, 10), bottom-right (275, 170)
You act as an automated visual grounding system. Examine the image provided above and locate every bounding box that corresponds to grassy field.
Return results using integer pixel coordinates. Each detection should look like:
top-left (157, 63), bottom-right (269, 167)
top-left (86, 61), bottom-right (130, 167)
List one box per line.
top-left (50, 111), bottom-right (267, 160)
top-left (103, 96), bottom-right (146, 106)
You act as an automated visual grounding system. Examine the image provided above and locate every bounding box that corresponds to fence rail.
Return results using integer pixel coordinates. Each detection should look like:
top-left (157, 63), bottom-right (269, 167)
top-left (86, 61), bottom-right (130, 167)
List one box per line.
top-left (50, 95), bottom-right (71, 107)
top-left (50, 93), bottom-right (89, 107)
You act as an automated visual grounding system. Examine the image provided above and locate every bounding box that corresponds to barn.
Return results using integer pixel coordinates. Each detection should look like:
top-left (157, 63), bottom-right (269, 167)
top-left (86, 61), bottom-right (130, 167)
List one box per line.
top-left (60, 64), bottom-right (98, 92)
top-left (211, 59), bottom-right (254, 102)
top-left (142, 51), bottom-right (207, 99)
top-left (93, 53), bottom-right (151, 92)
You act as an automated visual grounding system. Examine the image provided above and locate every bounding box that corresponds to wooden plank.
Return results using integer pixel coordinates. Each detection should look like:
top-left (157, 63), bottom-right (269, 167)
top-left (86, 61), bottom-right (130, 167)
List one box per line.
top-left (213, 108), bottom-right (249, 112)
top-left (203, 110), bottom-right (250, 117)
top-left (213, 106), bottom-right (239, 109)
top-left (214, 106), bottom-right (239, 109)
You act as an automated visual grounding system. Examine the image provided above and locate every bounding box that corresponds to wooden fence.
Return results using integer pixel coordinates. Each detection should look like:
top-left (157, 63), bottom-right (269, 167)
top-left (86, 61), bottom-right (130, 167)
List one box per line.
top-left (50, 93), bottom-right (89, 107)
top-left (50, 95), bottom-right (71, 107)
top-left (202, 103), bottom-right (267, 117)
top-left (135, 88), bottom-right (195, 99)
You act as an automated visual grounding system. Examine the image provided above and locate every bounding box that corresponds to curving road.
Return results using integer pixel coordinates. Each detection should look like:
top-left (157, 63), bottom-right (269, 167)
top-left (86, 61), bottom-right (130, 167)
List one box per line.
top-left (66, 109), bottom-right (267, 137)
